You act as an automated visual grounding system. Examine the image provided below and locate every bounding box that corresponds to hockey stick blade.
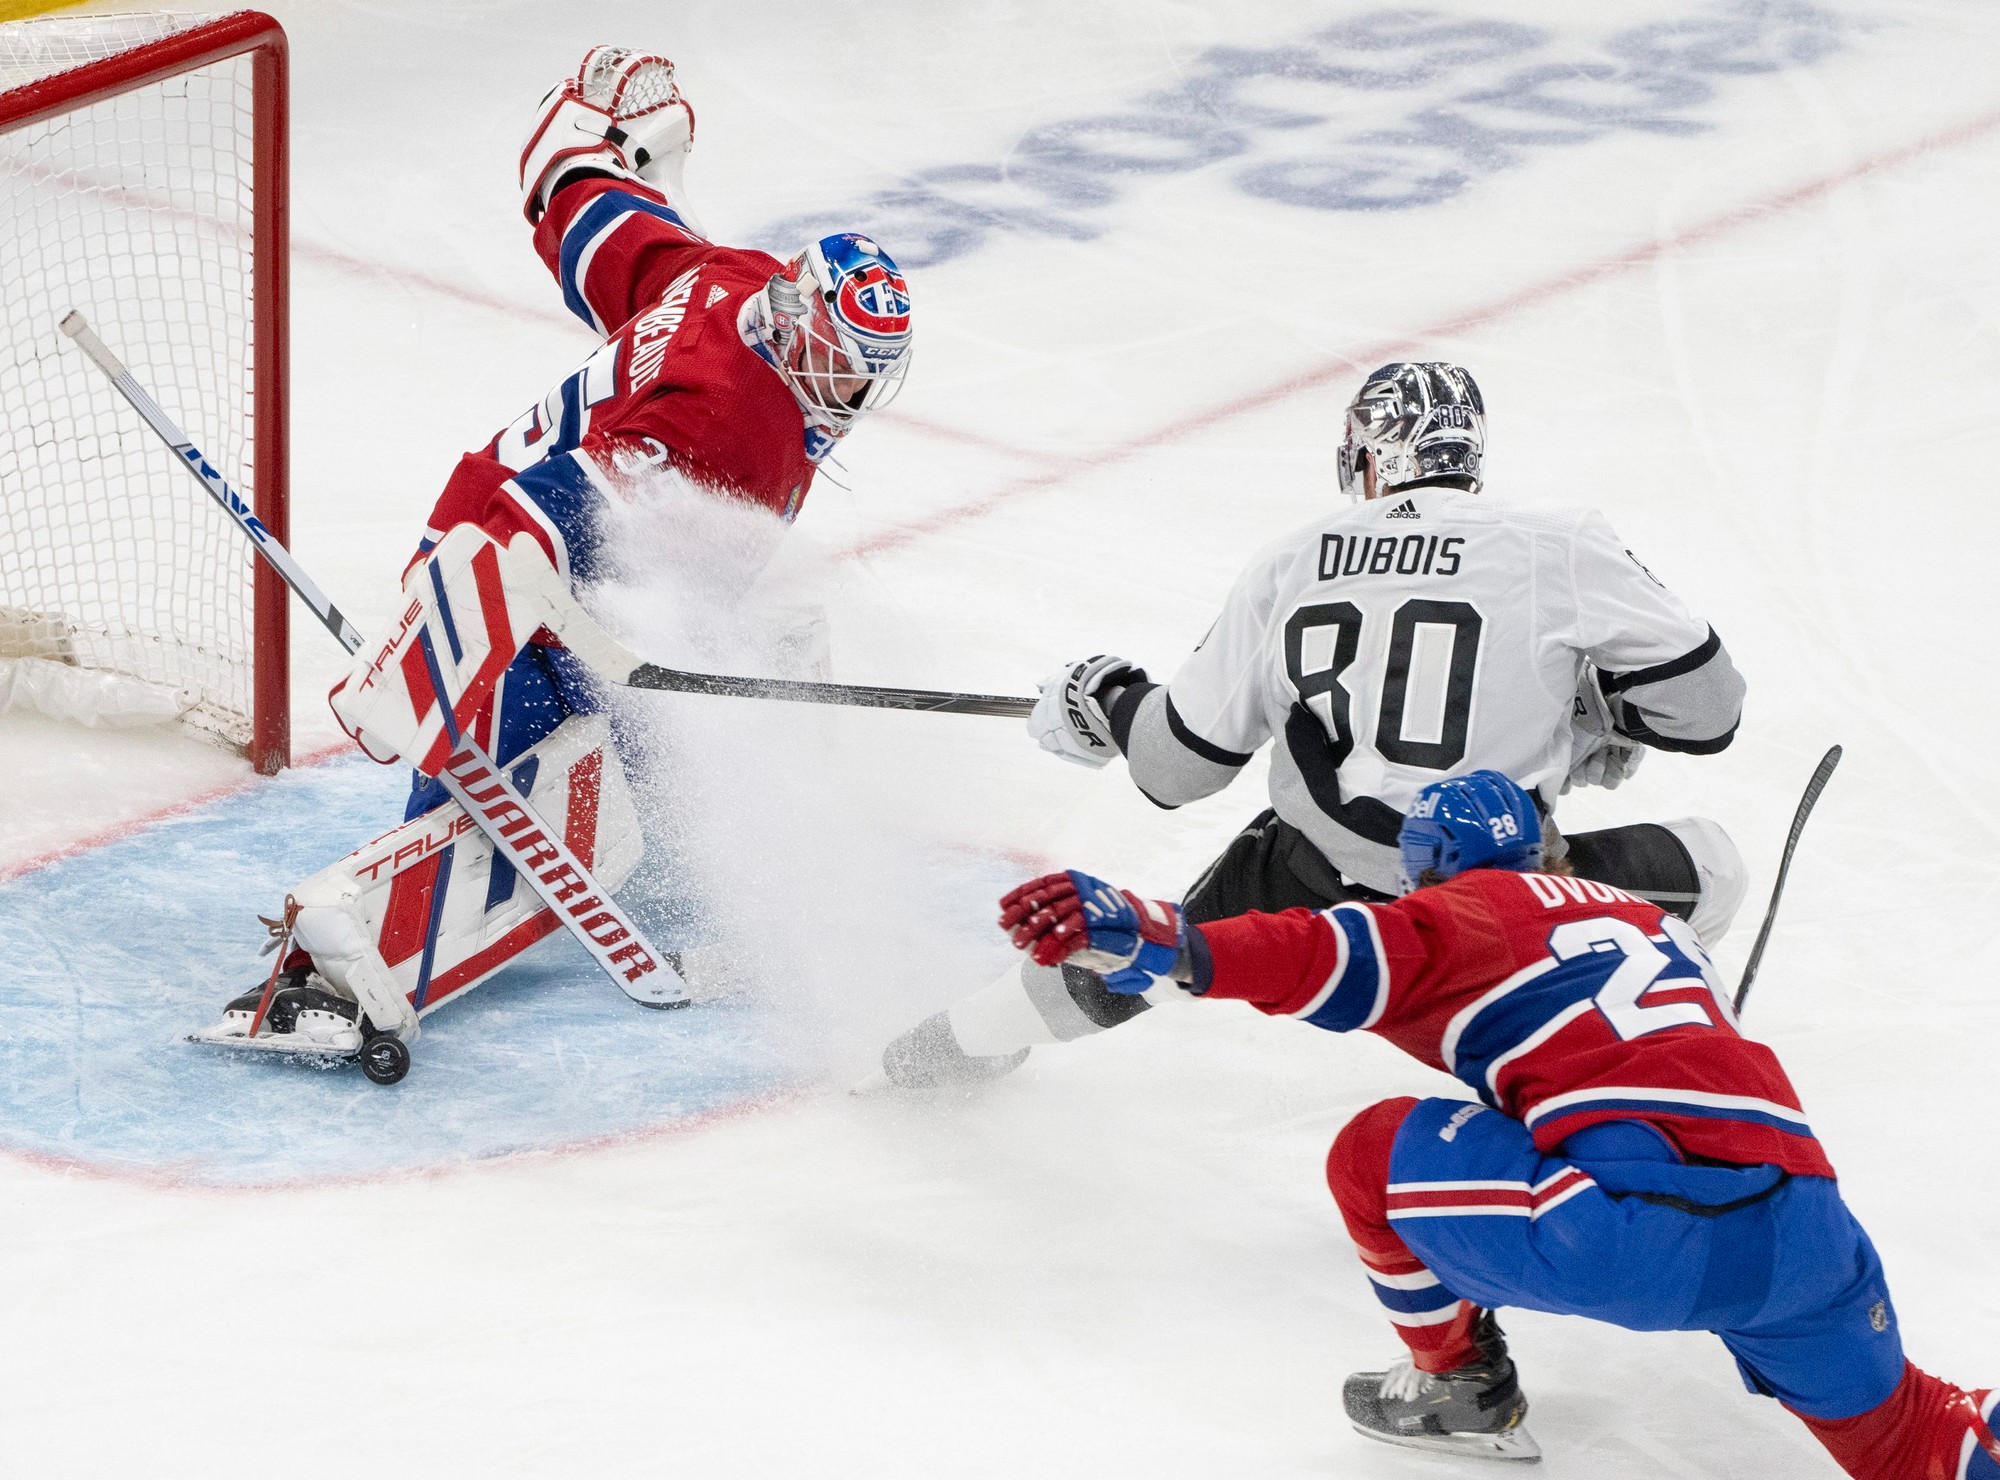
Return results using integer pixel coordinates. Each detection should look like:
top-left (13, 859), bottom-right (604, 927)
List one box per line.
top-left (625, 663), bottom-right (1036, 718)
top-left (61, 311), bottom-right (687, 1010)
top-left (1733, 744), bottom-right (1842, 1014)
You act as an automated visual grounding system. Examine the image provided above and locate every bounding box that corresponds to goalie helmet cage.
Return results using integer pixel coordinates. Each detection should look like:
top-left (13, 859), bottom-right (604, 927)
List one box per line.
top-left (0, 10), bottom-right (289, 773)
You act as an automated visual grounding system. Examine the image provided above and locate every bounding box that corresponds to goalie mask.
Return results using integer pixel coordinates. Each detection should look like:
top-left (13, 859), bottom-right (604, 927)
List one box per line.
top-left (1337, 361), bottom-right (1485, 497)
top-left (769, 233), bottom-right (913, 432)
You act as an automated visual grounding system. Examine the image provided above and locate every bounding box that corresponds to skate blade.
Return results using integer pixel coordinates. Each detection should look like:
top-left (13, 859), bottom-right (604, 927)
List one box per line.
top-left (1351, 1421), bottom-right (1542, 1462)
top-left (185, 1028), bottom-right (357, 1062)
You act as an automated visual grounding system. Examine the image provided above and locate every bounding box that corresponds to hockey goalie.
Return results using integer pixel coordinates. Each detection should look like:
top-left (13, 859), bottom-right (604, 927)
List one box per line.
top-left (192, 46), bottom-right (914, 1079)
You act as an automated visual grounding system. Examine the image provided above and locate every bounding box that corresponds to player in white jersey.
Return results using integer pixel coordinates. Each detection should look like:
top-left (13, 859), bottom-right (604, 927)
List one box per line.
top-left (873, 362), bottom-right (1749, 1089)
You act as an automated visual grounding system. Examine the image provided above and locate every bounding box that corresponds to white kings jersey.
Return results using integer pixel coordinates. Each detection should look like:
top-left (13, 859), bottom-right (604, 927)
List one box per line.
top-left (1106, 487), bottom-right (1743, 895)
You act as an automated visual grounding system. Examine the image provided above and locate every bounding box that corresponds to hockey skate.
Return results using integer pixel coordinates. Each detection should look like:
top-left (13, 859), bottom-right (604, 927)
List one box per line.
top-left (1343, 1312), bottom-right (1541, 1461)
top-left (189, 965), bottom-right (412, 1086)
top-left (856, 1011), bottom-right (1029, 1093)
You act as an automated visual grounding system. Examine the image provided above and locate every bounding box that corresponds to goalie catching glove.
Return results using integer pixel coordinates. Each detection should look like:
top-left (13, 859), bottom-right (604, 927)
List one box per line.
top-left (329, 525), bottom-right (578, 777)
top-left (519, 46), bottom-right (699, 229)
top-left (998, 871), bottom-right (1185, 993)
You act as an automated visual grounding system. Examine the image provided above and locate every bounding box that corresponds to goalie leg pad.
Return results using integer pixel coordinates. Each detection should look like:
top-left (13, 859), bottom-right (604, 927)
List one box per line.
top-left (344, 712), bottom-right (643, 1017)
top-left (328, 527), bottom-right (561, 777)
top-left (201, 715), bottom-right (643, 1053)
top-left (290, 886), bottom-right (422, 1039)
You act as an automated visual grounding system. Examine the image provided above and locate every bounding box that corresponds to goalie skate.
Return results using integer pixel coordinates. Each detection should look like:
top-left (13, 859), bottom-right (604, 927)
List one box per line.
top-left (189, 968), bottom-right (413, 1084)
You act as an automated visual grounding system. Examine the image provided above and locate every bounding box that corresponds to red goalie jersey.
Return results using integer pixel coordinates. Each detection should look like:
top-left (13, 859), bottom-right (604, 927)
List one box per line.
top-left (1194, 868), bottom-right (1835, 1178)
top-left (415, 177), bottom-right (823, 587)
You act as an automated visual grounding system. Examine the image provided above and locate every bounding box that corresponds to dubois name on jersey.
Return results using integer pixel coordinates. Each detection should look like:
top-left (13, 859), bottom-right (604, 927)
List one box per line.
top-left (1105, 487), bottom-right (1745, 895)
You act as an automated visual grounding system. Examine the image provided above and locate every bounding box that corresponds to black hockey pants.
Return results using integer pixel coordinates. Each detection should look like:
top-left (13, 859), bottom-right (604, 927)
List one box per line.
top-left (1055, 809), bottom-right (1707, 1030)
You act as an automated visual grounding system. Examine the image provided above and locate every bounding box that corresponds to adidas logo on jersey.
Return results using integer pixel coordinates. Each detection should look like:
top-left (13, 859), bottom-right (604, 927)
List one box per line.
top-left (1385, 498), bottom-right (1421, 519)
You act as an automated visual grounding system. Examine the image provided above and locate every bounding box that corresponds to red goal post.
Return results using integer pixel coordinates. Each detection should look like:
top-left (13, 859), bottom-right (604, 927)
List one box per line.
top-left (0, 10), bottom-right (290, 773)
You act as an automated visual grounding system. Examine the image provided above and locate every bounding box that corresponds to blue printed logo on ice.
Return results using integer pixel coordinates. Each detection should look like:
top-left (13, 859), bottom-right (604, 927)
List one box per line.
top-left (757, 2), bottom-right (1861, 269)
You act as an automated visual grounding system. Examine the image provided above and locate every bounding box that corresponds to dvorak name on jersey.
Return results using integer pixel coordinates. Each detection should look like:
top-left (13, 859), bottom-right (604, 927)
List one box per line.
top-left (1192, 865), bottom-right (1834, 1178)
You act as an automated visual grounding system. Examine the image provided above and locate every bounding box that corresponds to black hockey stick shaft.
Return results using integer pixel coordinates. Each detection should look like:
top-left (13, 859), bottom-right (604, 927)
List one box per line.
top-left (624, 662), bottom-right (1036, 718)
top-left (1733, 744), bottom-right (1842, 1014)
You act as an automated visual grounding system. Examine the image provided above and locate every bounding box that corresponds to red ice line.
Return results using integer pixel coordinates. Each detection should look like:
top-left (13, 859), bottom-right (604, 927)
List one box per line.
top-left (0, 738), bottom-right (353, 886)
top-left (834, 103), bottom-right (2000, 562)
top-left (0, 1084), bottom-right (809, 1197)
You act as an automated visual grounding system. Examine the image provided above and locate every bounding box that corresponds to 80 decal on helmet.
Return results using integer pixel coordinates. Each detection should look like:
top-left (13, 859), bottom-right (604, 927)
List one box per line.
top-left (1337, 361), bottom-right (1485, 497)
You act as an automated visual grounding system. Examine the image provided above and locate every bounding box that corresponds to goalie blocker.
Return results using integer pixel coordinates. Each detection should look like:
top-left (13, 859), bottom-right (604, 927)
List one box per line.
top-left (193, 712), bottom-right (644, 1077)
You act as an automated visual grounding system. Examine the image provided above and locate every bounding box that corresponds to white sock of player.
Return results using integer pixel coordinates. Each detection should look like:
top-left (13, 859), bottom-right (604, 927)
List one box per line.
top-left (1659, 815), bottom-right (1749, 943)
top-left (947, 961), bottom-right (1069, 1057)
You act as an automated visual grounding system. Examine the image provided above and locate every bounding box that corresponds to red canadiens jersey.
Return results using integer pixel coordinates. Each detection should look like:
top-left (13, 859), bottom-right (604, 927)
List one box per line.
top-left (1195, 868), bottom-right (1834, 1178)
top-left (412, 178), bottom-right (821, 587)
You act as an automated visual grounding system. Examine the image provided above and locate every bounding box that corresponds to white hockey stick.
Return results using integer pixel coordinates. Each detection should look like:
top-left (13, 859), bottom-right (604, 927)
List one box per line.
top-left (60, 311), bottom-right (688, 1009)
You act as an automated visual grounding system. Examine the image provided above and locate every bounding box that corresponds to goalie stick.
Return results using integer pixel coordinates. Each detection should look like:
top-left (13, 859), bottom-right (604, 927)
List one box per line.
top-left (1733, 743), bottom-right (1842, 1015)
top-left (59, 311), bottom-right (689, 1012)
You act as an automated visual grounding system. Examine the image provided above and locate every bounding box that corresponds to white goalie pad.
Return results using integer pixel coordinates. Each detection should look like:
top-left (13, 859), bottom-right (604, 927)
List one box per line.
top-left (294, 711), bottom-right (644, 1022)
top-left (327, 525), bottom-right (560, 777)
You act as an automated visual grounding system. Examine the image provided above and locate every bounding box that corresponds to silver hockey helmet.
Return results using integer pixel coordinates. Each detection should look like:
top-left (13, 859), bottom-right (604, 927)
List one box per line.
top-left (1336, 362), bottom-right (1485, 497)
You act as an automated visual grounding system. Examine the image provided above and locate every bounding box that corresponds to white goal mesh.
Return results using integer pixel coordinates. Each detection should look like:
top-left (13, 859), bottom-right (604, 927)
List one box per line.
top-left (0, 10), bottom-right (271, 754)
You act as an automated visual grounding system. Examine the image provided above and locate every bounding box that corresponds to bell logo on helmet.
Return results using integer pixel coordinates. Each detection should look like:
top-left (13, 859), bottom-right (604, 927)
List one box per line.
top-left (1397, 768), bottom-right (1542, 890)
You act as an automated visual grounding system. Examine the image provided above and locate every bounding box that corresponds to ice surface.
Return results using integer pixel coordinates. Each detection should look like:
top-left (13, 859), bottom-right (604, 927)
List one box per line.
top-left (4, 0), bottom-right (1999, 1476)
top-left (0, 755), bottom-right (802, 1185)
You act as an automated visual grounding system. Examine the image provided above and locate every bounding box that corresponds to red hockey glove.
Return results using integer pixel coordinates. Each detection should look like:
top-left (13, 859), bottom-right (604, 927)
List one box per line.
top-left (999, 870), bottom-right (1183, 992)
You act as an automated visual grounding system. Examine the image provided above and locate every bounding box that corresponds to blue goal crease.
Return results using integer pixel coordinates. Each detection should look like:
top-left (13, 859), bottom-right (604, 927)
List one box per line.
top-left (0, 755), bottom-right (791, 1188)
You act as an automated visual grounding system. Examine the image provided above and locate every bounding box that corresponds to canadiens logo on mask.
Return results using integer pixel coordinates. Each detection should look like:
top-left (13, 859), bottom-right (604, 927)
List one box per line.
top-left (774, 233), bottom-right (915, 432)
top-left (834, 259), bottom-right (911, 339)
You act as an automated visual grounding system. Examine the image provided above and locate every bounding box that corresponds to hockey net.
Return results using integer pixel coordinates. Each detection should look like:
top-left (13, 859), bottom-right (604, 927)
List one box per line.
top-left (0, 10), bottom-right (289, 771)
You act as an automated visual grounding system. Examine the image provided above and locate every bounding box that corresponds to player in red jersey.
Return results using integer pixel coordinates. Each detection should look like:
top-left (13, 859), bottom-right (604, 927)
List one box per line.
top-left (999, 771), bottom-right (1998, 1476)
top-left (195, 47), bottom-right (914, 1064)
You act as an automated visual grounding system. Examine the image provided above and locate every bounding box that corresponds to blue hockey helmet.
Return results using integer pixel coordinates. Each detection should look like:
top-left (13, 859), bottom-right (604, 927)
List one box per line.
top-left (1398, 769), bottom-right (1542, 890)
